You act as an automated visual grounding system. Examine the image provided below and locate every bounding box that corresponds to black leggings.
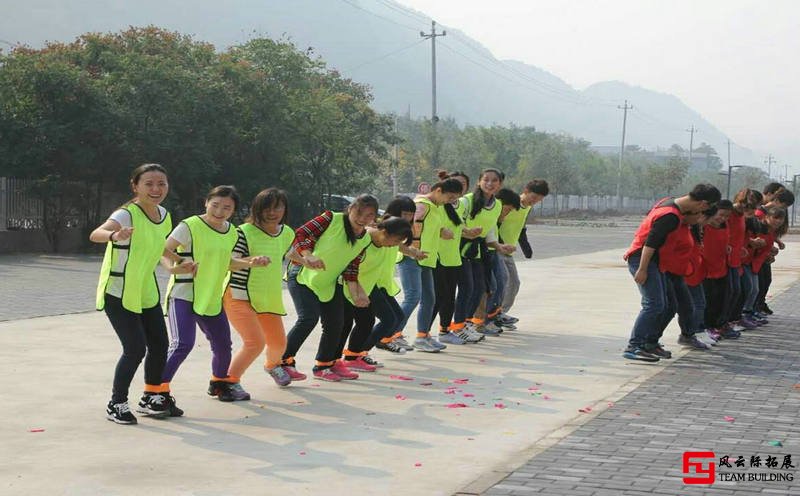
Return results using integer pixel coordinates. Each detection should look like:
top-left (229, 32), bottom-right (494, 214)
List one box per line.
top-left (756, 263), bottom-right (772, 309)
top-left (103, 294), bottom-right (168, 403)
top-left (432, 263), bottom-right (460, 331)
top-left (339, 288), bottom-right (404, 356)
top-left (703, 275), bottom-right (728, 329)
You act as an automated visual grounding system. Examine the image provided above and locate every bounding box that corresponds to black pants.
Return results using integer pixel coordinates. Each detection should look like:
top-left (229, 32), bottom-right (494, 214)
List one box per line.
top-left (756, 263), bottom-right (772, 310)
top-left (728, 267), bottom-right (744, 323)
top-left (703, 275), bottom-right (728, 329)
top-left (339, 288), bottom-right (404, 356)
top-left (432, 263), bottom-right (460, 330)
top-left (103, 294), bottom-right (168, 403)
top-left (283, 265), bottom-right (345, 369)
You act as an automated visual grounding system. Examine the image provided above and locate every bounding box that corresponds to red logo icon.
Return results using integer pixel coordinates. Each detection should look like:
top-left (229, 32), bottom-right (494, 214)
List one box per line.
top-left (683, 451), bottom-right (716, 484)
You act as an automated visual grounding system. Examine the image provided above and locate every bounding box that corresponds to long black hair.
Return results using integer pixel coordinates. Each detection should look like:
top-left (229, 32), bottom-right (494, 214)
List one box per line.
top-left (343, 194), bottom-right (379, 245)
top-left (376, 215), bottom-right (413, 245)
top-left (469, 168), bottom-right (504, 219)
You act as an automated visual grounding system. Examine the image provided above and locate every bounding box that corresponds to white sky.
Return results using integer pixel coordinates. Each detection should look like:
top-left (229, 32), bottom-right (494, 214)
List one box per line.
top-left (395, 0), bottom-right (800, 175)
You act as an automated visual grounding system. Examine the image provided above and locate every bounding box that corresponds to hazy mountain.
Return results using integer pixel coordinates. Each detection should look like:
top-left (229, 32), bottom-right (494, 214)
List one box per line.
top-left (3, 0), bottom-right (754, 163)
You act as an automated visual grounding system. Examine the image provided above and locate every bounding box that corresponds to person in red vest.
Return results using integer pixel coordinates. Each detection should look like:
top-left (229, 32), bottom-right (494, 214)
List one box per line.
top-left (622, 184), bottom-right (721, 362)
top-left (754, 185), bottom-right (794, 315)
top-left (681, 209), bottom-right (719, 349)
top-left (701, 200), bottom-right (735, 341)
top-left (725, 188), bottom-right (762, 331)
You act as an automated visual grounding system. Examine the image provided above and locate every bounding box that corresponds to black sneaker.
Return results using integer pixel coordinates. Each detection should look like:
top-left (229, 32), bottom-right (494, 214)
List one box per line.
top-left (760, 303), bottom-right (774, 315)
top-left (166, 394), bottom-right (184, 417)
top-left (677, 334), bottom-right (712, 350)
top-left (106, 401), bottom-right (137, 425)
top-left (375, 341), bottom-right (407, 354)
top-left (136, 392), bottom-right (169, 417)
top-left (622, 347), bottom-right (660, 362)
top-left (648, 344), bottom-right (673, 359)
top-left (208, 381), bottom-right (251, 402)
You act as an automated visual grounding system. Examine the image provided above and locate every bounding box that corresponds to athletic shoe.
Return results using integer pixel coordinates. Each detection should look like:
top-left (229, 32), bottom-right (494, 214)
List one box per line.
top-left (208, 381), bottom-right (251, 402)
top-left (752, 312), bottom-right (769, 324)
top-left (702, 330), bottom-right (720, 345)
top-left (739, 317), bottom-right (758, 330)
top-left (330, 360), bottom-right (359, 379)
top-left (313, 368), bottom-right (342, 382)
top-left (281, 365), bottom-right (308, 381)
top-left (428, 336), bottom-right (447, 350)
top-left (648, 344), bottom-right (673, 359)
top-left (477, 322), bottom-right (501, 336)
top-left (677, 334), bottom-right (712, 350)
top-left (136, 392), bottom-right (169, 417)
top-left (498, 322), bottom-right (517, 331)
top-left (361, 355), bottom-right (384, 368)
top-left (375, 340), bottom-right (407, 354)
top-left (455, 329), bottom-right (483, 343)
top-left (166, 394), bottom-right (184, 417)
top-left (106, 401), bottom-right (137, 425)
top-left (498, 313), bottom-right (519, 324)
top-left (394, 336), bottom-right (415, 351)
top-left (439, 332), bottom-right (467, 345)
top-left (760, 303), bottom-right (774, 315)
top-left (265, 365), bottom-right (292, 387)
top-left (720, 327), bottom-right (742, 340)
top-left (622, 348), bottom-right (660, 362)
top-left (730, 322), bottom-right (746, 332)
top-left (413, 337), bottom-right (441, 353)
top-left (344, 357), bottom-right (377, 372)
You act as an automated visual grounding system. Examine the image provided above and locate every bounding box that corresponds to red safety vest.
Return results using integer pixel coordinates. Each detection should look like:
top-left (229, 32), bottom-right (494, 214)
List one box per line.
top-left (727, 211), bottom-right (746, 268)
top-left (623, 198), bottom-right (691, 275)
top-left (751, 230), bottom-right (776, 273)
top-left (685, 238), bottom-right (706, 287)
top-left (702, 224), bottom-right (729, 279)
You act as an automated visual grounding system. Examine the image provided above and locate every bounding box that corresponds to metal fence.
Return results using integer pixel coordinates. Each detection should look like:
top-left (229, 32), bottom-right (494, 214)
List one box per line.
top-left (537, 194), bottom-right (654, 217)
top-left (0, 177), bottom-right (44, 230)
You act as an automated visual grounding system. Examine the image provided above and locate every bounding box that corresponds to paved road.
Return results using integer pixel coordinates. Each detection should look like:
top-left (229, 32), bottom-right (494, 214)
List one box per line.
top-left (478, 281), bottom-right (800, 496)
top-left (0, 225), bottom-right (634, 321)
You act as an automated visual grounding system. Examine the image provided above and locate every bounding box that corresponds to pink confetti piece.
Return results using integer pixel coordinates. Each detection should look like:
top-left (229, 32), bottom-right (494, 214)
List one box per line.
top-left (299, 451), bottom-right (306, 455)
top-left (724, 416), bottom-right (735, 422)
top-left (444, 390), bottom-right (456, 395)
top-left (478, 359), bottom-right (487, 363)
top-left (578, 407), bottom-right (593, 413)
top-left (28, 428), bottom-right (45, 433)
top-left (527, 386), bottom-right (540, 391)
top-left (419, 382), bottom-right (433, 386)
top-left (494, 403), bottom-right (507, 409)
top-left (414, 462), bottom-right (422, 467)
top-left (292, 401), bottom-right (306, 404)
top-left (463, 393), bottom-right (475, 397)
top-left (389, 375), bottom-right (414, 381)
top-left (310, 384), bottom-right (320, 388)
top-left (446, 403), bottom-right (468, 408)
top-left (542, 395), bottom-right (551, 400)
top-left (395, 394), bottom-right (407, 400)
top-left (607, 402), bottom-right (615, 407)
top-left (452, 378), bottom-right (469, 384)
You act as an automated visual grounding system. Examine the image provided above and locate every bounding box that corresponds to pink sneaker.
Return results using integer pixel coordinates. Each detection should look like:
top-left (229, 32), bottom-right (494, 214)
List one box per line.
top-left (344, 357), bottom-right (377, 372)
top-left (281, 365), bottom-right (307, 381)
top-left (313, 368), bottom-right (342, 382)
top-left (330, 360), bottom-right (359, 380)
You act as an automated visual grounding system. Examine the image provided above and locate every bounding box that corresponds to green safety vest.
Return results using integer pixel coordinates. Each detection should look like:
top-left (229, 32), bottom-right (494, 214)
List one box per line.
top-left (238, 223), bottom-right (295, 314)
top-left (166, 215), bottom-right (238, 316)
top-left (296, 212), bottom-right (371, 302)
top-left (343, 241), bottom-right (398, 303)
top-left (461, 193), bottom-right (502, 259)
top-left (414, 196), bottom-right (443, 269)
top-left (96, 204), bottom-right (171, 313)
top-left (438, 197), bottom-right (467, 267)
top-left (377, 245), bottom-right (401, 296)
top-left (498, 205), bottom-right (531, 248)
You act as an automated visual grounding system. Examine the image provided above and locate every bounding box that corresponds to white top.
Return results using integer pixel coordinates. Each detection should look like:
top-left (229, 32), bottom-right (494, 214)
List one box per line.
top-left (104, 206), bottom-right (168, 298)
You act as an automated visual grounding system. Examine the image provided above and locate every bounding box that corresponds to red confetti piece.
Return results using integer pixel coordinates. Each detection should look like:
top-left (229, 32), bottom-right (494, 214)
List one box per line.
top-left (310, 384), bottom-right (320, 388)
top-left (494, 403), bottom-right (507, 409)
top-left (543, 395), bottom-right (551, 400)
top-left (527, 386), bottom-right (539, 391)
top-left (463, 393), bottom-right (475, 397)
top-left (299, 451), bottom-right (306, 455)
top-left (452, 378), bottom-right (469, 384)
top-left (389, 375), bottom-right (414, 381)
top-left (607, 402), bottom-right (615, 407)
top-left (395, 394), bottom-right (407, 400)
top-left (578, 407), bottom-right (593, 413)
top-left (446, 403), bottom-right (468, 408)
top-left (444, 390), bottom-right (456, 395)
top-left (724, 416), bottom-right (735, 422)
top-left (478, 359), bottom-right (487, 363)
top-left (414, 462), bottom-right (422, 467)
top-left (28, 428), bottom-right (45, 433)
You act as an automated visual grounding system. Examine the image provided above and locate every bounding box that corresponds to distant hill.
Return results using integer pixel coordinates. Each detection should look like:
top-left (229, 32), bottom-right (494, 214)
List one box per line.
top-left (3, 0), bottom-right (754, 162)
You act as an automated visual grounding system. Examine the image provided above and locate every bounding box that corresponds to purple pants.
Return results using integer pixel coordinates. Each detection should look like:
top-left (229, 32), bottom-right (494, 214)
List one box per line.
top-left (162, 298), bottom-right (232, 382)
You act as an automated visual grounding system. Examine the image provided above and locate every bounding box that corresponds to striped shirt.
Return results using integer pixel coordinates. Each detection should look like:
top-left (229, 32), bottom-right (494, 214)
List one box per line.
top-left (291, 210), bottom-right (365, 282)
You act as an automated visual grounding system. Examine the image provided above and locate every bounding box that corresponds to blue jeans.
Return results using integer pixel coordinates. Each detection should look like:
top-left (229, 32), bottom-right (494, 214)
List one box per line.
top-left (663, 273), bottom-right (694, 339)
top-left (454, 258), bottom-right (486, 324)
top-left (741, 265), bottom-right (759, 314)
top-left (627, 254), bottom-right (668, 348)
top-left (686, 283), bottom-right (707, 333)
top-left (397, 257), bottom-right (436, 334)
top-left (486, 251), bottom-right (508, 316)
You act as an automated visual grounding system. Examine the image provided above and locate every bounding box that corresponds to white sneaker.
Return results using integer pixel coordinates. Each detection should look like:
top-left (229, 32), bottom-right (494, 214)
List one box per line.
top-left (698, 330), bottom-right (718, 346)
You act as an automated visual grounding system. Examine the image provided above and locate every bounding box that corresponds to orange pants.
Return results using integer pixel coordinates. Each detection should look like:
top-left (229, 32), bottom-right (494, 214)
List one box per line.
top-left (223, 290), bottom-right (287, 377)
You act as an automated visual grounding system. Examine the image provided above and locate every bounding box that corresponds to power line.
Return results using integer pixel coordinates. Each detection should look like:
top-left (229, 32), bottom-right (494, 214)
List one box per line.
top-left (344, 39), bottom-right (425, 72)
top-left (373, 0), bottom-right (429, 23)
top-left (337, 0), bottom-right (421, 31)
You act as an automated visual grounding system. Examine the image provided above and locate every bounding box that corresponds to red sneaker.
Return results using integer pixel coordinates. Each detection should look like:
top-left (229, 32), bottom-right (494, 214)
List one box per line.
top-left (330, 360), bottom-right (359, 380)
top-left (313, 368), bottom-right (342, 382)
top-left (344, 357), bottom-right (377, 372)
top-left (281, 365), bottom-right (307, 381)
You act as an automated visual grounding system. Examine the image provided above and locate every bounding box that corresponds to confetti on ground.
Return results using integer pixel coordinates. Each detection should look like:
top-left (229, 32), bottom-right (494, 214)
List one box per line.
top-left (478, 359), bottom-right (487, 363)
top-left (724, 416), bottom-right (735, 422)
top-left (28, 428), bottom-right (45, 433)
top-left (439, 378), bottom-right (450, 383)
top-left (310, 384), bottom-right (320, 388)
top-left (467, 437), bottom-right (475, 440)
top-left (395, 394), bottom-right (407, 400)
top-left (389, 375), bottom-right (414, 381)
top-left (527, 386), bottom-right (539, 391)
top-left (463, 393), bottom-right (475, 397)
top-left (419, 382), bottom-right (433, 386)
top-left (578, 406), bottom-right (593, 413)
top-left (543, 395), bottom-right (551, 400)
top-left (292, 401), bottom-right (305, 404)
top-left (607, 402), bottom-right (615, 407)
top-left (414, 462), bottom-right (422, 467)
top-left (452, 378), bottom-right (469, 384)
top-left (768, 440), bottom-right (784, 447)
top-left (446, 403), bottom-right (468, 408)
top-left (299, 451), bottom-right (306, 455)
top-left (494, 403), bottom-right (507, 409)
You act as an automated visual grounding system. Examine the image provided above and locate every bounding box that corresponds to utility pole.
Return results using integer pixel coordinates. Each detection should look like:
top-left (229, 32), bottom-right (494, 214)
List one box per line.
top-left (420, 21), bottom-right (446, 124)
top-left (764, 154), bottom-right (775, 178)
top-left (392, 116), bottom-right (398, 196)
top-left (686, 125), bottom-right (698, 166)
top-left (784, 164), bottom-right (789, 183)
top-left (616, 100), bottom-right (633, 210)
top-left (726, 140), bottom-right (732, 199)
